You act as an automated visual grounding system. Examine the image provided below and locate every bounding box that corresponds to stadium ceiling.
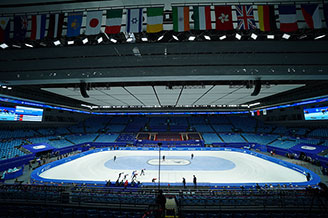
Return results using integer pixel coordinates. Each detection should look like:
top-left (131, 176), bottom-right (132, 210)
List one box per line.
top-left (0, 40), bottom-right (328, 111)
top-left (1, 41), bottom-right (328, 85)
top-left (0, 0), bottom-right (328, 111)
top-left (42, 84), bottom-right (305, 108)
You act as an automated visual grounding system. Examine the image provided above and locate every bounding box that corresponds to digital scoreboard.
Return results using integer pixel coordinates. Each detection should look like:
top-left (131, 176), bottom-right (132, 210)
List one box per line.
top-left (304, 107), bottom-right (328, 120)
top-left (0, 106), bottom-right (43, 122)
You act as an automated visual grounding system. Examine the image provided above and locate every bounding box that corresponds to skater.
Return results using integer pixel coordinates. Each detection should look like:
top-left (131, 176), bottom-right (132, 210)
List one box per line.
top-left (113, 156), bottom-right (116, 161)
top-left (124, 180), bottom-right (128, 189)
top-left (118, 172), bottom-right (123, 180)
top-left (182, 177), bottom-right (186, 188)
top-left (193, 175), bottom-right (197, 188)
top-left (132, 171), bottom-right (138, 180)
top-left (141, 168), bottom-right (145, 176)
top-left (191, 153), bottom-right (194, 160)
top-left (162, 155), bottom-right (165, 161)
top-left (132, 170), bottom-right (137, 177)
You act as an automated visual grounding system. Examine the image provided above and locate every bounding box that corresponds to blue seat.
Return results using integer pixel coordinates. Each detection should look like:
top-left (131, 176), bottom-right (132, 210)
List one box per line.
top-left (87, 213), bottom-right (99, 218)
top-left (47, 209), bottom-right (61, 217)
top-left (221, 213), bottom-right (233, 218)
top-left (74, 209), bottom-right (86, 218)
top-left (245, 213), bottom-right (257, 218)
top-left (270, 213), bottom-right (284, 218)
top-left (62, 211), bottom-right (73, 218)
top-left (234, 213), bottom-right (244, 218)
top-left (34, 209), bottom-right (47, 218)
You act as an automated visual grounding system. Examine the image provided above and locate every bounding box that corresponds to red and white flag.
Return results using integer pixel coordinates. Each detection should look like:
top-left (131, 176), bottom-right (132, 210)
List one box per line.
top-left (85, 10), bottom-right (103, 35)
top-left (215, 6), bottom-right (233, 30)
top-left (301, 4), bottom-right (322, 29)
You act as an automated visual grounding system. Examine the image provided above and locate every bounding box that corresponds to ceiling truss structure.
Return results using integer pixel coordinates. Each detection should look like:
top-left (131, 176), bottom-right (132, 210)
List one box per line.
top-left (0, 40), bottom-right (327, 111)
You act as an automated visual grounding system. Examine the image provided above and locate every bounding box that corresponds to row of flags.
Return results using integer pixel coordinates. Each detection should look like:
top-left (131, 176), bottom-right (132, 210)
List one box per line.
top-left (1, 4), bottom-right (328, 43)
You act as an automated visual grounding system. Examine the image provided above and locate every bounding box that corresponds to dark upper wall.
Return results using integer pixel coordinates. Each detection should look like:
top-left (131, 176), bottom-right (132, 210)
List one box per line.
top-left (1, 41), bottom-right (328, 86)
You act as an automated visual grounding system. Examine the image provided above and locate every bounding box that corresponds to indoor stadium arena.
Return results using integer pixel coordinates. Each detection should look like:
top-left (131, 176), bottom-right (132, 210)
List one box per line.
top-left (0, 0), bottom-right (328, 217)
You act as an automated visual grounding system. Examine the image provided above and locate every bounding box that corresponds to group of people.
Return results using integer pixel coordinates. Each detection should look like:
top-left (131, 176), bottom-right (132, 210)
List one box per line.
top-left (182, 175), bottom-right (197, 188)
top-left (110, 153), bottom-right (199, 189)
top-left (112, 169), bottom-right (146, 189)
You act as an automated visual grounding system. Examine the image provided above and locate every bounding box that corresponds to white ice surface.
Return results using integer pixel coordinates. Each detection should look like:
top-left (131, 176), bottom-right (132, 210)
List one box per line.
top-left (39, 150), bottom-right (307, 184)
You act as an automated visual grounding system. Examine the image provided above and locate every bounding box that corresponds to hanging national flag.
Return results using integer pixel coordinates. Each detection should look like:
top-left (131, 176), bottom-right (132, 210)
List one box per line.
top-left (215, 6), bottom-right (233, 30)
top-left (193, 6), bottom-right (212, 30)
top-left (126, 8), bottom-right (143, 33)
top-left (30, 14), bottom-right (46, 40)
top-left (85, 10), bottom-right (103, 35)
top-left (173, 6), bottom-right (190, 32)
top-left (278, 5), bottom-right (298, 32)
top-left (324, 4), bottom-right (328, 29)
top-left (14, 16), bottom-right (28, 41)
top-left (301, 4), bottom-right (322, 29)
top-left (257, 5), bottom-right (276, 31)
top-left (0, 17), bottom-right (10, 43)
top-left (47, 13), bottom-right (64, 38)
top-left (67, 12), bottom-right (83, 37)
top-left (147, 7), bottom-right (163, 33)
top-left (235, 5), bottom-right (256, 30)
top-left (105, 9), bottom-right (122, 34)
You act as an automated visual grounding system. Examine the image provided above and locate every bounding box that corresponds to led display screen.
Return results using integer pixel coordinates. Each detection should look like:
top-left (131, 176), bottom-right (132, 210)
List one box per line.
top-left (304, 107), bottom-right (328, 120)
top-left (0, 106), bottom-right (43, 122)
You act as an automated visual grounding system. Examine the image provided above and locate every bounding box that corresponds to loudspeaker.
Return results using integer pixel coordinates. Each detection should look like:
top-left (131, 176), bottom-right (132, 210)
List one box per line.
top-left (251, 79), bottom-right (261, 96)
top-left (80, 81), bottom-right (89, 98)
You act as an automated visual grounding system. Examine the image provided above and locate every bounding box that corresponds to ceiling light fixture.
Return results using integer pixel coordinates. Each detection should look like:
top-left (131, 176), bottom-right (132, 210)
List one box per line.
top-left (97, 37), bottom-right (103, 43)
top-left (235, 33), bottom-right (242, 40)
top-left (250, 33), bottom-right (257, 40)
top-left (12, 44), bottom-right (21, 48)
top-left (219, 35), bottom-right (227, 40)
top-left (282, 33), bottom-right (291, 40)
top-left (126, 37), bottom-right (133, 43)
top-left (172, 35), bottom-right (179, 41)
top-left (267, 35), bottom-right (274, 39)
top-left (67, 40), bottom-right (74, 45)
top-left (204, 35), bottom-right (211, 40)
top-left (188, 36), bottom-right (196, 41)
top-left (82, 38), bottom-right (89, 44)
top-left (25, 43), bottom-right (33, 48)
top-left (110, 38), bottom-right (117, 43)
top-left (249, 102), bottom-right (260, 107)
top-left (0, 43), bottom-right (8, 49)
top-left (53, 40), bottom-right (61, 46)
top-left (314, 34), bottom-right (326, 40)
top-left (298, 34), bottom-right (307, 39)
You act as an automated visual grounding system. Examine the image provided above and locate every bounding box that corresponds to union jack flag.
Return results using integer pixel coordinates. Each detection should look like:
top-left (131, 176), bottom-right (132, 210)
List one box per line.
top-left (236, 5), bottom-right (256, 30)
top-left (21, 16), bottom-right (28, 30)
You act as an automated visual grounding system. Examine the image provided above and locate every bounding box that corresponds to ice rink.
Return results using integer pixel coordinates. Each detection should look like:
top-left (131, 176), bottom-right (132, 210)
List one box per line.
top-left (37, 149), bottom-right (310, 186)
